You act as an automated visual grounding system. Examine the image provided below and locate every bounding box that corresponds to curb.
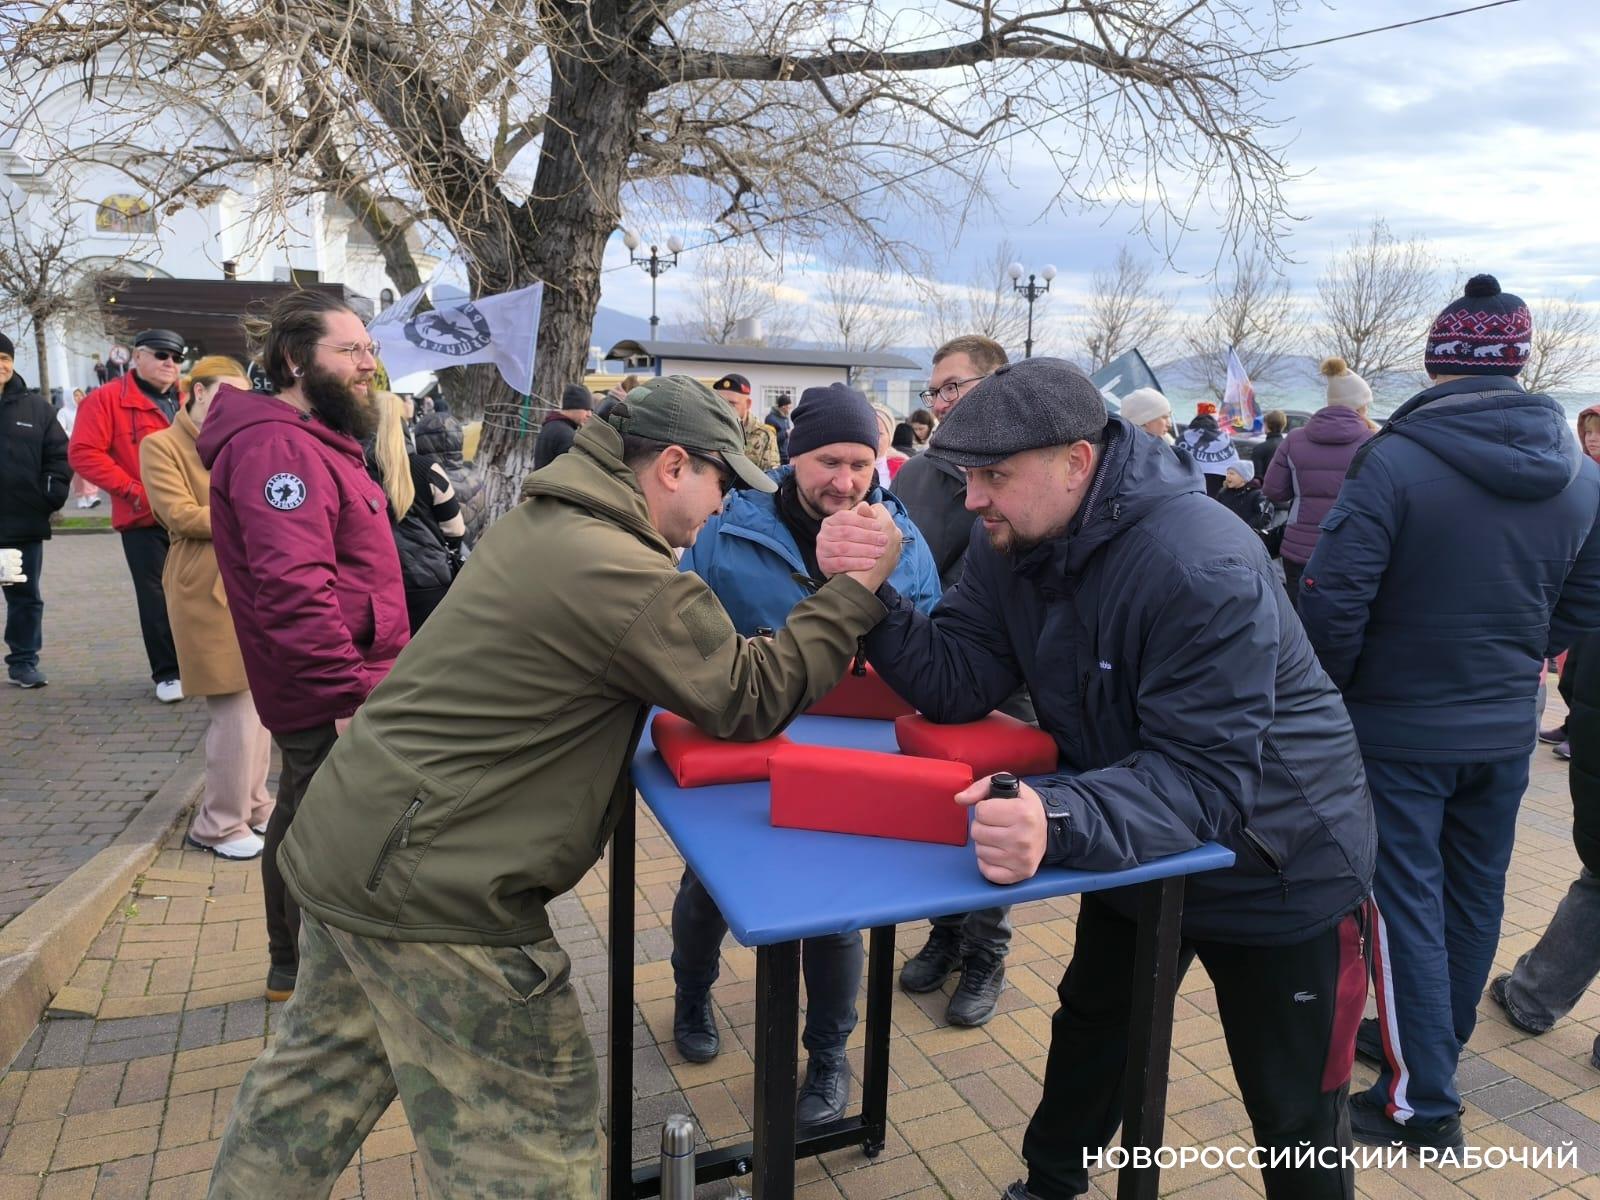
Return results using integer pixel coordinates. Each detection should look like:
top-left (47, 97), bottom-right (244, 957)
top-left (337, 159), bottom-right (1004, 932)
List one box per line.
top-left (0, 748), bottom-right (204, 1071)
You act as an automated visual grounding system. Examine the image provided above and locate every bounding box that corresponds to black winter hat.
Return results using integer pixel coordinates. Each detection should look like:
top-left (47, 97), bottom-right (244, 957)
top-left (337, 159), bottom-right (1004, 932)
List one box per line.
top-left (0, 333), bottom-right (13, 358)
top-left (560, 383), bottom-right (594, 411)
top-left (788, 383), bottom-right (879, 458)
top-left (1424, 275), bottom-right (1532, 377)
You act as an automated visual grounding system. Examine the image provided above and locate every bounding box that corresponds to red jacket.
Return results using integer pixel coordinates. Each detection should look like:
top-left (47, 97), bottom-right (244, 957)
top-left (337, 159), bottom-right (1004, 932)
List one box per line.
top-left (197, 385), bottom-right (409, 734)
top-left (67, 373), bottom-right (175, 530)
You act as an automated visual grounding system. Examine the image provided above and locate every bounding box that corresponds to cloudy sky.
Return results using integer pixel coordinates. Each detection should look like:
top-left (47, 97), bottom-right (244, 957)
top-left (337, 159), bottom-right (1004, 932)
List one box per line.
top-left (595, 0), bottom-right (1600, 356)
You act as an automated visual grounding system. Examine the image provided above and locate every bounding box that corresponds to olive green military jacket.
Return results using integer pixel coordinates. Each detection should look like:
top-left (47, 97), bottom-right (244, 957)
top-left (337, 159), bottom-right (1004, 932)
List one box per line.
top-left (279, 420), bottom-right (885, 945)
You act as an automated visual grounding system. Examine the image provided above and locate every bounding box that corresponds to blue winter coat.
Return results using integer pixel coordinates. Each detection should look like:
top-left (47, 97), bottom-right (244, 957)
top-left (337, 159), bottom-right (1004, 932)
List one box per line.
top-left (864, 420), bottom-right (1375, 945)
top-left (1300, 376), bottom-right (1600, 763)
top-left (680, 469), bottom-right (943, 634)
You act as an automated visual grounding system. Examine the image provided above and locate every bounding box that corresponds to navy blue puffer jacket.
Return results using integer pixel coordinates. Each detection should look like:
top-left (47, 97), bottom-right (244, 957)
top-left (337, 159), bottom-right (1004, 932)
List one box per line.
top-left (1300, 376), bottom-right (1600, 764)
top-left (866, 421), bottom-right (1375, 946)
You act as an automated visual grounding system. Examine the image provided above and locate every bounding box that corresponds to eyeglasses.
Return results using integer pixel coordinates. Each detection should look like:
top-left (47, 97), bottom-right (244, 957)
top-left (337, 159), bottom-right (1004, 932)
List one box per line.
top-left (140, 349), bottom-right (183, 363)
top-left (917, 375), bottom-right (987, 405)
top-left (316, 341), bottom-right (381, 362)
top-left (686, 449), bottom-right (735, 496)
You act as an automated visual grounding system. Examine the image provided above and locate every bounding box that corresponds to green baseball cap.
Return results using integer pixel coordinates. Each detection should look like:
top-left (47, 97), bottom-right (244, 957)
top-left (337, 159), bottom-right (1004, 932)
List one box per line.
top-left (606, 375), bottom-right (776, 493)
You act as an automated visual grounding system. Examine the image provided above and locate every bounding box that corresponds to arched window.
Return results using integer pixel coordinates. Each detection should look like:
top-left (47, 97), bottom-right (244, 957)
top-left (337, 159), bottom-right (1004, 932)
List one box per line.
top-left (95, 196), bottom-right (156, 234)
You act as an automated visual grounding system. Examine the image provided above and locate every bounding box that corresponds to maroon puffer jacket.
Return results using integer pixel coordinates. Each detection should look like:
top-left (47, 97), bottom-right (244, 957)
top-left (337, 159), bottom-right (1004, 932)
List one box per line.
top-left (198, 385), bottom-right (408, 733)
top-left (1262, 405), bottom-right (1373, 565)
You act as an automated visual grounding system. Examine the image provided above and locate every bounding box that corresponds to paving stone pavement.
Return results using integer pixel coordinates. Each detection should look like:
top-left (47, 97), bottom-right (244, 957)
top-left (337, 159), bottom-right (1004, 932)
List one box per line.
top-left (4, 598), bottom-right (1600, 1197)
top-left (1, 535), bottom-right (209, 928)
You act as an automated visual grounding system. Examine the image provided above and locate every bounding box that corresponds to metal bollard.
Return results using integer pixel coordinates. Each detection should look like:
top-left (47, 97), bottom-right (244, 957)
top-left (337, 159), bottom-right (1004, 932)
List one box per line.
top-left (659, 1114), bottom-right (697, 1200)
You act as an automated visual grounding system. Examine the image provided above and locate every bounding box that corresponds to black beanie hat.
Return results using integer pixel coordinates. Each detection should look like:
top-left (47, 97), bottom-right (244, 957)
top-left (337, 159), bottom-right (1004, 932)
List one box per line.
top-left (0, 333), bottom-right (13, 358)
top-left (561, 382), bottom-right (594, 411)
top-left (1424, 274), bottom-right (1532, 377)
top-left (788, 383), bottom-right (880, 458)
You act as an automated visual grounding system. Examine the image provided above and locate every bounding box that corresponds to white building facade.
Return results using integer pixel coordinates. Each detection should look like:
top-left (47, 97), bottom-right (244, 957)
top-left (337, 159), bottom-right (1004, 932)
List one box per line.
top-left (0, 52), bottom-right (430, 398)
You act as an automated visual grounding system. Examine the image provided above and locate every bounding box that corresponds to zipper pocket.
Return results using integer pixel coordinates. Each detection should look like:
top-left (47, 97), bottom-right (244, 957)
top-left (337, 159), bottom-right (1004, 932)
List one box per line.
top-left (365, 792), bottom-right (425, 892)
top-left (1241, 827), bottom-right (1290, 900)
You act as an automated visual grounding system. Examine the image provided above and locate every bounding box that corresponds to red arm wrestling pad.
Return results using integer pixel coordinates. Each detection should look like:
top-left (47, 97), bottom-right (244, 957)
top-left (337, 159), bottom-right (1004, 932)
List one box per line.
top-left (894, 712), bottom-right (1059, 778)
top-left (768, 744), bottom-right (973, 846)
top-left (651, 711), bottom-right (791, 787)
top-left (804, 663), bottom-right (916, 719)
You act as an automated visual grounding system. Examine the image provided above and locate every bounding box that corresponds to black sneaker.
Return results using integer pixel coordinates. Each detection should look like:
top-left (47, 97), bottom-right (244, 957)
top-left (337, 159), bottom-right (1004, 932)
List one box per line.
top-left (7, 666), bottom-right (47, 688)
top-left (900, 927), bottom-right (963, 994)
top-left (265, 964), bottom-right (297, 1002)
top-left (1355, 1016), bottom-right (1383, 1065)
top-left (796, 1053), bottom-right (850, 1126)
top-left (1349, 1092), bottom-right (1464, 1152)
top-left (673, 990), bottom-right (720, 1063)
top-left (1488, 974), bottom-right (1550, 1035)
top-left (1001, 1184), bottom-right (1043, 1200)
top-left (947, 949), bottom-right (1005, 1027)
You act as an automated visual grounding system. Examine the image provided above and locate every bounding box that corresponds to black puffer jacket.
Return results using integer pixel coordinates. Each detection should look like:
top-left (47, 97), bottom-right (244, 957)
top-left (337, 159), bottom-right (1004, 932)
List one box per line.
top-left (412, 412), bottom-right (487, 546)
top-left (1, 374), bottom-right (71, 541)
top-left (866, 418), bottom-right (1375, 945)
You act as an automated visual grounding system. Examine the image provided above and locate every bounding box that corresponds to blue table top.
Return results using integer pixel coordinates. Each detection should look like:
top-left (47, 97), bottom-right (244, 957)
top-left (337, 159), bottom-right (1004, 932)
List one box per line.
top-left (634, 714), bottom-right (1235, 946)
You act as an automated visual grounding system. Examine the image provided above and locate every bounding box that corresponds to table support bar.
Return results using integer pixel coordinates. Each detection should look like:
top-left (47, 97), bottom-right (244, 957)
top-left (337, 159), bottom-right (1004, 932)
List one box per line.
top-left (751, 939), bottom-right (802, 1198)
top-left (1117, 876), bottom-right (1186, 1200)
top-left (607, 802), bottom-right (638, 1200)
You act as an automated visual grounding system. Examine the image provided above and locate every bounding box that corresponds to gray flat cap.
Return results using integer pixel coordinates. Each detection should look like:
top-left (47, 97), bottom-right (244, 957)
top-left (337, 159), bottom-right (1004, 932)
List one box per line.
top-left (926, 357), bottom-right (1107, 468)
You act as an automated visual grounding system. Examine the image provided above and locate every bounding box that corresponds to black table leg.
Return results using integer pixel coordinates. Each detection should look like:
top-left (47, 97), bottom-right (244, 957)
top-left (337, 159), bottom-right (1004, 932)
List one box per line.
top-left (751, 939), bottom-right (801, 1199)
top-left (607, 800), bottom-right (637, 1200)
top-left (1117, 876), bottom-right (1186, 1200)
top-left (859, 925), bottom-right (895, 1157)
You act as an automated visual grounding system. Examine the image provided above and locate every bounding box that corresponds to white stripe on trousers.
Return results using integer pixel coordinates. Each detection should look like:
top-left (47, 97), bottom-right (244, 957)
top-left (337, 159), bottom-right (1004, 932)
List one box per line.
top-left (1372, 906), bottom-right (1415, 1124)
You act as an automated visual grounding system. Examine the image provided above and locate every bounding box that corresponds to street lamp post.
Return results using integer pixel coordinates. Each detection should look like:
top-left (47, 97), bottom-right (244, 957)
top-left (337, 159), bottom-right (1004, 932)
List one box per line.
top-left (1007, 261), bottom-right (1057, 358)
top-left (622, 230), bottom-right (685, 333)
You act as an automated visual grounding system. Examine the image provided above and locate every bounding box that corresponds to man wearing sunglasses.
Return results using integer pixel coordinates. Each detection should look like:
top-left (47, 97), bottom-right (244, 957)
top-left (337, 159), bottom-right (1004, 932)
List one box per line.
top-left (206, 376), bottom-right (907, 1197)
top-left (672, 381), bottom-right (942, 1126)
top-left (69, 328), bottom-right (188, 701)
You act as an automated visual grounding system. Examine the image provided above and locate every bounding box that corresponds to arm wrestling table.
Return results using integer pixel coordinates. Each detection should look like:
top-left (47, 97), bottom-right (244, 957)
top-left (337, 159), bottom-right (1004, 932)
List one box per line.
top-left (608, 714), bottom-right (1235, 1200)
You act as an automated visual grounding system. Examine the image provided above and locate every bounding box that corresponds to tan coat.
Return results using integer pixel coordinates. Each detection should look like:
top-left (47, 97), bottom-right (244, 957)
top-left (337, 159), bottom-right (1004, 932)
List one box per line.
top-left (139, 410), bottom-right (248, 696)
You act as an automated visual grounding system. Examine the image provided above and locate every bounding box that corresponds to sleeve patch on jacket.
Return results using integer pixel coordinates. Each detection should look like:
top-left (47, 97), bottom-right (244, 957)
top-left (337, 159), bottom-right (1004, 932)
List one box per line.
top-left (678, 591), bottom-right (735, 659)
top-left (265, 473), bottom-right (307, 510)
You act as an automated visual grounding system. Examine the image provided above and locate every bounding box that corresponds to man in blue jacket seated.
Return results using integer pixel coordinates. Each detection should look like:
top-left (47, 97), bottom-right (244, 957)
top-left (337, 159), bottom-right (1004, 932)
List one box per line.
top-left (675, 381), bottom-right (942, 1126)
top-left (816, 358), bottom-right (1376, 1200)
top-left (1299, 276), bottom-right (1600, 1153)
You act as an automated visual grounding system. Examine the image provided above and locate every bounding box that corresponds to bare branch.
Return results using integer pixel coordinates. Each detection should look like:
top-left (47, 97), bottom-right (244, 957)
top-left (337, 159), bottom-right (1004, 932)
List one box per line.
top-left (1316, 219), bottom-right (1437, 380)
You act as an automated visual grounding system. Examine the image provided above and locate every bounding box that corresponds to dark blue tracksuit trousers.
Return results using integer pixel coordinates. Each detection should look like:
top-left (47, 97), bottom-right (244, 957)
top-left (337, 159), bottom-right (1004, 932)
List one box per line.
top-left (1362, 756), bottom-right (1526, 1126)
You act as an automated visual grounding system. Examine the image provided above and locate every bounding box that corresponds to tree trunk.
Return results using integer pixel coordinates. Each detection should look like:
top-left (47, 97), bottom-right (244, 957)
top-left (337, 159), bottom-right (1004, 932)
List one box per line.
top-left (475, 49), bottom-right (649, 518)
top-left (31, 317), bottom-right (50, 401)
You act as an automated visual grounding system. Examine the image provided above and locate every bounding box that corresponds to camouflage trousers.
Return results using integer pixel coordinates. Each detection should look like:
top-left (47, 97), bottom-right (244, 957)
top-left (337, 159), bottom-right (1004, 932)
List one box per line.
top-left (207, 913), bottom-right (601, 1199)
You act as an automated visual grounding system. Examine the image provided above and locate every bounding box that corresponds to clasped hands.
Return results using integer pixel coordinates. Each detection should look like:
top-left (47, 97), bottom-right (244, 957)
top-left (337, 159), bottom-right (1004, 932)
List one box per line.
top-left (816, 502), bottom-right (903, 590)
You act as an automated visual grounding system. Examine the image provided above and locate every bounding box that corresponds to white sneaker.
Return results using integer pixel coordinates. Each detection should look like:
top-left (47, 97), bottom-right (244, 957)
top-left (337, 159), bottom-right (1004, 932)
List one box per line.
top-left (210, 833), bottom-right (265, 861)
top-left (155, 679), bottom-right (184, 703)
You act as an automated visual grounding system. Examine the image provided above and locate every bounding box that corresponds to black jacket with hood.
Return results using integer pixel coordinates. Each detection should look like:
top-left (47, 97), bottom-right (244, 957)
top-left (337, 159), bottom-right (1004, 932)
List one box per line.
top-left (1, 373), bottom-right (71, 542)
top-left (866, 419), bottom-right (1376, 945)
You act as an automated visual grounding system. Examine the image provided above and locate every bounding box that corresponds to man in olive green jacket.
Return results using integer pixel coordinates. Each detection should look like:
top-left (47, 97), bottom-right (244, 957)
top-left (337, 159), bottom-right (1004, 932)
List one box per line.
top-left (206, 377), bottom-right (904, 1199)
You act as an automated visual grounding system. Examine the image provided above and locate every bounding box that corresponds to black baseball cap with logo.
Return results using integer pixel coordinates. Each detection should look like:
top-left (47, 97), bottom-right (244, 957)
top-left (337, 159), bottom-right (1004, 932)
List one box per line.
top-left (711, 372), bottom-right (751, 396)
top-left (608, 375), bottom-right (775, 492)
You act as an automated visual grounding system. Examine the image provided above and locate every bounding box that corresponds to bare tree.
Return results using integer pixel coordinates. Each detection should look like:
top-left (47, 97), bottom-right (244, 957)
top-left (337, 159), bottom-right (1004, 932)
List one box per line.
top-left (670, 242), bottom-right (793, 346)
top-left (924, 240), bottom-right (1035, 356)
top-left (812, 262), bottom-right (907, 383)
top-left (1315, 219), bottom-right (1437, 380)
top-left (1076, 245), bottom-right (1174, 370)
top-left (1183, 252), bottom-right (1302, 397)
top-left (0, 187), bottom-right (127, 400)
top-left (6, 0), bottom-right (1303, 515)
top-left (1523, 298), bottom-right (1600, 395)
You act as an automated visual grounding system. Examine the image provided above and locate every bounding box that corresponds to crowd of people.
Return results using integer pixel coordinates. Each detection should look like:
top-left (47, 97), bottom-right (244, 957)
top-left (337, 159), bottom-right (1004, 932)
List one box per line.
top-left (3, 271), bottom-right (1599, 1200)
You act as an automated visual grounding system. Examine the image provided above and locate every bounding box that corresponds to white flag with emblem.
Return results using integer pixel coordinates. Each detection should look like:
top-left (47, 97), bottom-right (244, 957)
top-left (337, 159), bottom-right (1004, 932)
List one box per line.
top-left (369, 282), bottom-right (543, 393)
